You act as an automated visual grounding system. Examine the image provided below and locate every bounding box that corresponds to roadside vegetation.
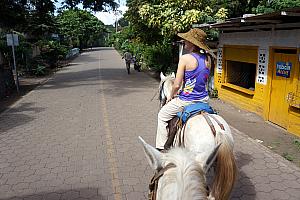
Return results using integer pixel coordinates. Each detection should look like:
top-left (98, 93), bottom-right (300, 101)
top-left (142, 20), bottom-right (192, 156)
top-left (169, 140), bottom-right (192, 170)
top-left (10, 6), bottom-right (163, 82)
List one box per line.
top-left (0, 0), bottom-right (116, 98)
top-left (112, 0), bottom-right (300, 73)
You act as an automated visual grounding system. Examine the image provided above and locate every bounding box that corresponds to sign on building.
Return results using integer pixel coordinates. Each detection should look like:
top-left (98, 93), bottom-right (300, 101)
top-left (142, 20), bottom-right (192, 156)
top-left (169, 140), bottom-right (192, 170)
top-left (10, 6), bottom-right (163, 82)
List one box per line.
top-left (276, 62), bottom-right (292, 78)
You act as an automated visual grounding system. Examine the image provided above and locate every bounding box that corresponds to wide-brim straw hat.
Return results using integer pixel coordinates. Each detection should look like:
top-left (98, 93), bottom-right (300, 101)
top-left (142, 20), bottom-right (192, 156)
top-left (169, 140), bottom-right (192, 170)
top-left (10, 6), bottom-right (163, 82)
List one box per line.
top-left (177, 28), bottom-right (210, 51)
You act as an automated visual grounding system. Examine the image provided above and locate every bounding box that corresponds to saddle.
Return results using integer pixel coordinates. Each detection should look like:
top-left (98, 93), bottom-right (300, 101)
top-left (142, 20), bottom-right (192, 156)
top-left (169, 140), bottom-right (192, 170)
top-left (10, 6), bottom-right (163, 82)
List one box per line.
top-left (164, 102), bottom-right (222, 150)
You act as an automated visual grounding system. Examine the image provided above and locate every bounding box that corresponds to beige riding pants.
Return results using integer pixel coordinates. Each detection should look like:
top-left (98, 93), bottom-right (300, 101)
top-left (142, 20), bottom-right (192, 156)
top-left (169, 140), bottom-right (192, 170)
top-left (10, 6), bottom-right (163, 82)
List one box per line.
top-left (156, 97), bottom-right (208, 149)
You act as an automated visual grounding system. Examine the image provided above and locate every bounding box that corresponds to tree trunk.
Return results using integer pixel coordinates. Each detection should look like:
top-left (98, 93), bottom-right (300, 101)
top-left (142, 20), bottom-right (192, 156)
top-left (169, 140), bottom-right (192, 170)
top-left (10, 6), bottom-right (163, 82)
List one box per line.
top-left (0, 64), bottom-right (15, 99)
top-left (0, 66), bottom-right (5, 98)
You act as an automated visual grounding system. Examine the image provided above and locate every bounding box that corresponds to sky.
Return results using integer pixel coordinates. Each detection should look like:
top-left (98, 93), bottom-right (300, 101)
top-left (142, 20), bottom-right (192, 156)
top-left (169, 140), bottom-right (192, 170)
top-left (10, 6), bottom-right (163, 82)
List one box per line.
top-left (55, 0), bottom-right (128, 25)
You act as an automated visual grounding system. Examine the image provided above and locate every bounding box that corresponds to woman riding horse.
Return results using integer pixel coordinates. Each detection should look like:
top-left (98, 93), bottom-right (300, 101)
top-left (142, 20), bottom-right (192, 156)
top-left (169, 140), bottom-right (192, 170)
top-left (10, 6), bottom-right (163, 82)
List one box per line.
top-left (156, 28), bottom-right (212, 151)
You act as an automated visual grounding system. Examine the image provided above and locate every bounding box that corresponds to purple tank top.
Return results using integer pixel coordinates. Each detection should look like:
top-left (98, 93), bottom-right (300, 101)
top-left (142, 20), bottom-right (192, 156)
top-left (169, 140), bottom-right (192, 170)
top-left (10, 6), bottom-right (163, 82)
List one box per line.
top-left (179, 53), bottom-right (210, 101)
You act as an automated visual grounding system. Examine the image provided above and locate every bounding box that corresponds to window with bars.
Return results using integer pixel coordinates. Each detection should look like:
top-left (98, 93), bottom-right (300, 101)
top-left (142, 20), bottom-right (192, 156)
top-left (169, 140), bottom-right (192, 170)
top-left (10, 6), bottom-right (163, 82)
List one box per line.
top-left (226, 60), bottom-right (256, 90)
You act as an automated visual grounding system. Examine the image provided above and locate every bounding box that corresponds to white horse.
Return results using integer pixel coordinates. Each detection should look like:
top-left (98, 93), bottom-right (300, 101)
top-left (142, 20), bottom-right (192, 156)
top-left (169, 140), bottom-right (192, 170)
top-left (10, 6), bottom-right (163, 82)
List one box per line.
top-left (139, 136), bottom-right (221, 200)
top-left (143, 73), bottom-right (237, 200)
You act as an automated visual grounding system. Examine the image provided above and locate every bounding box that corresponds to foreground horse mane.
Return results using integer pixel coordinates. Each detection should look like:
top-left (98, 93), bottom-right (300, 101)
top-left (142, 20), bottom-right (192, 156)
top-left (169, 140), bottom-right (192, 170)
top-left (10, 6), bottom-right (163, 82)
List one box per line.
top-left (161, 148), bottom-right (207, 200)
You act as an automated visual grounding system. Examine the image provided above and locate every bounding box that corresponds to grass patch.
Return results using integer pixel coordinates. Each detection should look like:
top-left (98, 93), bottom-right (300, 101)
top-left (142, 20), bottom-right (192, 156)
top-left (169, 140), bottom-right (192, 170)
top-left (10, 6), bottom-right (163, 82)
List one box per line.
top-left (293, 139), bottom-right (300, 150)
top-left (282, 152), bottom-right (295, 161)
top-left (269, 141), bottom-right (281, 149)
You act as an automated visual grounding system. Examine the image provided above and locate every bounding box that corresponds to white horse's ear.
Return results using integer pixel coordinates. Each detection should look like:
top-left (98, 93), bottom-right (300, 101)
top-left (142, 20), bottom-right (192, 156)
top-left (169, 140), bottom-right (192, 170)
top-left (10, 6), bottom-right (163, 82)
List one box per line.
top-left (160, 72), bottom-right (166, 81)
top-left (138, 136), bottom-right (163, 170)
top-left (171, 72), bottom-right (175, 78)
top-left (204, 143), bottom-right (222, 173)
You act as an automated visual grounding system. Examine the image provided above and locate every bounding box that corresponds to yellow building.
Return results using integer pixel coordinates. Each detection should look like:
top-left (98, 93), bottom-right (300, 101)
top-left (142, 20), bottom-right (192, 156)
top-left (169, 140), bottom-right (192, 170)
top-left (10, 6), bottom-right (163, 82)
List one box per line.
top-left (197, 8), bottom-right (300, 137)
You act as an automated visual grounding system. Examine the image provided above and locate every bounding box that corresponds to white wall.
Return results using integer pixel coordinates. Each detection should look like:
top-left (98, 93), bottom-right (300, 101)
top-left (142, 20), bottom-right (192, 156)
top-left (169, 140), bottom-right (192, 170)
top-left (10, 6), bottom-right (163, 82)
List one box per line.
top-left (219, 29), bottom-right (300, 49)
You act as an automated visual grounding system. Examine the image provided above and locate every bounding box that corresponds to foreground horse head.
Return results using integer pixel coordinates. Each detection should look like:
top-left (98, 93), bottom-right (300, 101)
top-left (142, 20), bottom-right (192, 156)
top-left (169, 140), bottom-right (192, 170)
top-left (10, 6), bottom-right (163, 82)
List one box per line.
top-left (159, 72), bottom-right (175, 107)
top-left (139, 136), bottom-right (220, 200)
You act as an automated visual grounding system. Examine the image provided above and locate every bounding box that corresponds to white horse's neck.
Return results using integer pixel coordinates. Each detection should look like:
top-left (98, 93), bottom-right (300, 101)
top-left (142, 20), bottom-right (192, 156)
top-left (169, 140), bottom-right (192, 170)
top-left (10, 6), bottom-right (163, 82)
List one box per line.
top-left (158, 148), bottom-right (207, 200)
top-left (161, 77), bottom-right (174, 98)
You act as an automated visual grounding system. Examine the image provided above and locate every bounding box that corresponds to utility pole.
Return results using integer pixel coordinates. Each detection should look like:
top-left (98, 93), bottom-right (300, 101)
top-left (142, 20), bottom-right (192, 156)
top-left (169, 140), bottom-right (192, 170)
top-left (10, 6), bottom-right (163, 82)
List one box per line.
top-left (114, 9), bottom-right (122, 33)
top-left (115, 13), bottom-right (118, 33)
top-left (6, 32), bottom-right (20, 94)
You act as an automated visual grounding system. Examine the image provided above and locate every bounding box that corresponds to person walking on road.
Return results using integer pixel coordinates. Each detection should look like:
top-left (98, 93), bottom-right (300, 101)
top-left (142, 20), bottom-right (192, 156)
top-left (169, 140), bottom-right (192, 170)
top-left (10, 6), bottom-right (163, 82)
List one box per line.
top-left (156, 28), bottom-right (212, 150)
top-left (122, 51), bottom-right (133, 74)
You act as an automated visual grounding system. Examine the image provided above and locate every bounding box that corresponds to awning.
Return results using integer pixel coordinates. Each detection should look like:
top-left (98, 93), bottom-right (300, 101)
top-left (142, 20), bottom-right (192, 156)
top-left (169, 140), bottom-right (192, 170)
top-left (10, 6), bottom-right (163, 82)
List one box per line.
top-left (193, 7), bottom-right (300, 32)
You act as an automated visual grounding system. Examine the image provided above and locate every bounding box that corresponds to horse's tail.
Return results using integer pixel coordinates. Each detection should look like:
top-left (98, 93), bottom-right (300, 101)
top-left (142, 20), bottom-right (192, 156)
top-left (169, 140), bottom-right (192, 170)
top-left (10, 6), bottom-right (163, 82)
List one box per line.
top-left (211, 130), bottom-right (237, 200)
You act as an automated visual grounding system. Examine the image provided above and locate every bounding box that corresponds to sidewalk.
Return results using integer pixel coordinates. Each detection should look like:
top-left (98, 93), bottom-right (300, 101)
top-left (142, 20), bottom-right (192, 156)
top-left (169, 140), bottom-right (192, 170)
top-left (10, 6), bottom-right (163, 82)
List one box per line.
top-left (209, 98), bottom-right (300, 199)
top-left (210, 98), bottom-right (300, 168)
top-left (230, 123), bottom-right (300, 199)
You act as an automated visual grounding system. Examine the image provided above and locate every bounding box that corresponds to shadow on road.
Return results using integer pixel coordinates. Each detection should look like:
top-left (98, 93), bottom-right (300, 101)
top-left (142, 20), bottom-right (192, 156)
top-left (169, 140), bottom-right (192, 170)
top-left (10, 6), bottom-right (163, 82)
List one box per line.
top-left (0, 102), bottom-right (45, 133)
top-left (37, 67), bottom-right (157, 98)
top-left (0, 187), bottom-right (110, 200)
top-left (231, 151), bottom-right (256, 199)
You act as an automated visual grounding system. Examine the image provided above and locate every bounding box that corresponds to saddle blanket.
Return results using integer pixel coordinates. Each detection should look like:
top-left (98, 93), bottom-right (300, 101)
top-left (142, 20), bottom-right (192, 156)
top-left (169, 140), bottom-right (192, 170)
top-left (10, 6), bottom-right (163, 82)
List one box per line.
top-left (177, 102), bottom-right (215, 124)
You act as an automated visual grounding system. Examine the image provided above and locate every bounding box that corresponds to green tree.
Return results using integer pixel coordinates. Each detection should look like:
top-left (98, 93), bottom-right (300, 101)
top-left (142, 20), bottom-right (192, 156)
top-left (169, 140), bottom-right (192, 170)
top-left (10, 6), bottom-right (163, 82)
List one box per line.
top-left (118, 17), bottom-right (129, 28)
top-left (137, 0), bottom-right (228, 36)
top-left (0, 0), bottom-right (28, 30)
top-left (25, 0), bottom-right (57, 40)
top-left (57, 9), bottom-right (106, 49)
top-left (124, 0), bottom-right (163, 45)
top-left (208, 0), bottom-right (260, 18)
top-left (62, 0), bottom-right (118, 11)
top-left (0, 0), bottom-right (56, 37)
top-left (254, 0), bottom-right (300, 14)
top-left (208, 0), bottom-right (299, 17)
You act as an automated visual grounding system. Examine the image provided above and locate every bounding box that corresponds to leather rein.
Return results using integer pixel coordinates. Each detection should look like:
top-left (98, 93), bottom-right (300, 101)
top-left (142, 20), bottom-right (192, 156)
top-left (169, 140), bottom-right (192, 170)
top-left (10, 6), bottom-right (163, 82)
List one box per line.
top-left (159, 81), bottom-right (167, 106)
top-left (148, 163), bottom-right (176, 200)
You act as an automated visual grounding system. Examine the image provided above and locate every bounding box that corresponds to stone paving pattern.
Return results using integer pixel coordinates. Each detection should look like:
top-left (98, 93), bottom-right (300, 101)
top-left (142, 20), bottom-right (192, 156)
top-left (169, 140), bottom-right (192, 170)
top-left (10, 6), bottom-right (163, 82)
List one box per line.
top-left (0, 48), bottom-right (299, 200)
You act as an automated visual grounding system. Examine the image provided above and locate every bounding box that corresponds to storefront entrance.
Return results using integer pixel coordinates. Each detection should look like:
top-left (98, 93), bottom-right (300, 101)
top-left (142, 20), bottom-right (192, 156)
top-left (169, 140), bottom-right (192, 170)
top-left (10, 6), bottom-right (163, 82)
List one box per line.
top-left (269, 50), bottom-right (297, 128)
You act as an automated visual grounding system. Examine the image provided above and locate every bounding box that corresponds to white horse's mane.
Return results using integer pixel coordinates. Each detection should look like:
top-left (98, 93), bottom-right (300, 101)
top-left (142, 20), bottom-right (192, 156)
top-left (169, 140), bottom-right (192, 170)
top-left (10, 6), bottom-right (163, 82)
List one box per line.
top-left (159, 74), bottom-right (175, 107)
top-left (160, 148), bottom-right (207, 200)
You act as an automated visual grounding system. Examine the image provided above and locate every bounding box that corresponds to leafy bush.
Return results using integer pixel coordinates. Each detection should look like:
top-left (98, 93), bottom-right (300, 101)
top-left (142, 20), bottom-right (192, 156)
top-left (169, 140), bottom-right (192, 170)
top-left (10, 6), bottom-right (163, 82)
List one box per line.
top-left (112, 25), bottom-right (175, 73)
top-left (143, 41), bottom-right (173, 73)
top-left (26, 55), bottom-right (49, 76)
top-left (32, 64), bottom-right (47, 76)
top-left (38, 40), bottom-right (69, 68)
top-left (254, 0), bottom-right (300, 14)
